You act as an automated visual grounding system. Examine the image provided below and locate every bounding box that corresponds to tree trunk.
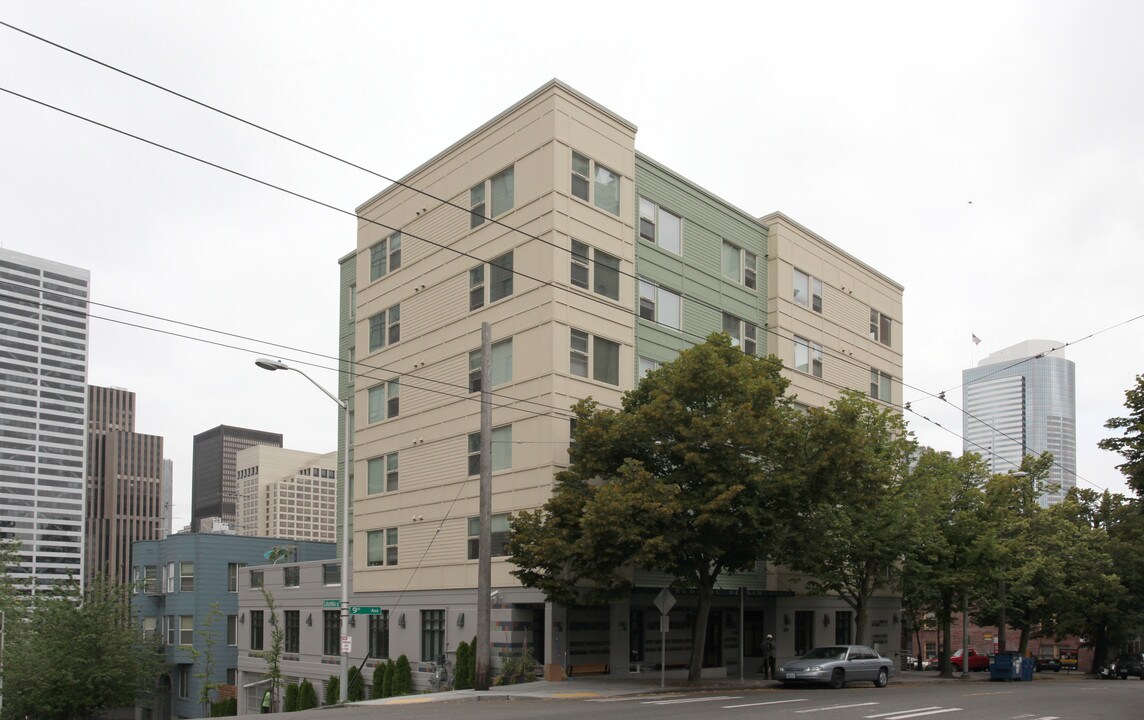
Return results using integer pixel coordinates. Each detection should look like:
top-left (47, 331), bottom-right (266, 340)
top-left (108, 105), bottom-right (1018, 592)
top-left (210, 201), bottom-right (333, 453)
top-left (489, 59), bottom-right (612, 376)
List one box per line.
top-left (854, 592), bottom-right (868, 646)
top-left (687, 582), bottom-right (714, 682)
top-left (1017, 626), bottom-right (1030, 655)
top-left (939, 591), bottom-right (954, 678)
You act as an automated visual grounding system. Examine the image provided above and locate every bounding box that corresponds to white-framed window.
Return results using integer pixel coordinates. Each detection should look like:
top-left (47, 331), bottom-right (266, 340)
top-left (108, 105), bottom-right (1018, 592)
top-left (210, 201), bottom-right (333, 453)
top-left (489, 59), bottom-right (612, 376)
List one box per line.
top-left (722, 313), bottom-right (758, 355)
top-left (249, 569), bottom-right (263, 589)
top-left (471, 166), bottom-right (515, 228)
top-left (469, 338), bottom-right (513, 392)
top-left (638, 279), bottom-right (682, 330)
top-left (870, 309), bottom-right (893, 347)
top-left (227, 563), bottom-right (244, 592)
top-left (467, 513), bottom-right (511, 559)
top-left (348, 283), bottom-right (356, 319)
top-left (367, 304), bottom-right (401, 352)
top-left (179, 562), bottom-right (194, 592)
top-left (143, 565), bottom-right (157, 594)
top-left (179, 615), bottom-right (194, 646)
top-left (469, 251), bottom-right (514, 310)
top-left (367, 452), bottom-right (399, 494)
top-left (367, 528), bottom-right (398, 566)
top-left (468, 425), bottom-right (513, 476)
top-left (638, 198), bottom-right (682, 255)
top-left (571, 151), bottom-right (621, 215)
top-left (178, 665), bottom-right (190, 699)
top-left (367, 379), bottom-right (399, 423)
top-left (793, 269), bottom-right (823, 312)
top-left (143, 615), bottom-right (158, 640)
top-left (570, 240), bottom-right (620, 300)
top-left (369, 231), bottom-right (402, 281)
top-left (794, 336), bottom-right (823, 378)
top-left (722, 241), bottom-right (757, 289)
top-left (166, 615), bottom-right (175, 645)
top-left (638, 357), bottom-right (661, 377)
top-left (165, 561), bottom-right (175, 593)
top-left (226, 615), bottom-right (238, 646)
top-left (284, 566), bottom-right (300, 588)
top-left (570, 328), bottom-right (620, 385)
top-left (870, 369), bottom-right (892, 402)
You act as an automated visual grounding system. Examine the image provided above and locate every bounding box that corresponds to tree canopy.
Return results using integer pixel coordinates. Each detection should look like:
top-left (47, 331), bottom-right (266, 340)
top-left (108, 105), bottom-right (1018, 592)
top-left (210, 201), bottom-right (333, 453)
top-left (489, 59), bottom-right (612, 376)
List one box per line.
top-left (1099, 374), bottom-right (1144, 495)
top-left (507, 334), bottom-right (796, 680)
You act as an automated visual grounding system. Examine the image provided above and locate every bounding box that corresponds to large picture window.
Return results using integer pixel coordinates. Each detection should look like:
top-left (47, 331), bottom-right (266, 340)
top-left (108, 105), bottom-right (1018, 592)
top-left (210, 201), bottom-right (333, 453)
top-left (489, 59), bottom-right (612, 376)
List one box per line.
top-left (468, 426), bottom-right (513, 475)
top-left (638, 198), bottom-right (682, 255)
top-left (570, 329), bottom-right (620, 385)
top-left (467, 513), bottom-right (511, 559)
top-left (469, 339), bottom-right (513, 393)
top-left (471, 167), bottom-right (515, 228)
top-left (470, 252), bottom-right (514, 310)
top-left (369, 612), bottom-right (390, 659)
top-left (570, 240), bottom-right (620, 300)
top-left (367, 528), bottom-right (398, 566)
top-left (367, 453), bottom-right (399, 494)
top-left (421, 609), bottom-right (445, 662)
top-left (571, 151), bottom-right (620, 215)
top-left (370, 232), bottom-right (402, 281)
top-left (638, 280), bottom-right (682, 330)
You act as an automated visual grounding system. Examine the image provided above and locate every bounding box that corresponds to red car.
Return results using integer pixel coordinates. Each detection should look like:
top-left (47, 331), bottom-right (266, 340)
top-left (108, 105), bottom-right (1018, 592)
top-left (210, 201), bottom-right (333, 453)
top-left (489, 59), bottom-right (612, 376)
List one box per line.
top-left (949, 648), bottom-right (990, 672)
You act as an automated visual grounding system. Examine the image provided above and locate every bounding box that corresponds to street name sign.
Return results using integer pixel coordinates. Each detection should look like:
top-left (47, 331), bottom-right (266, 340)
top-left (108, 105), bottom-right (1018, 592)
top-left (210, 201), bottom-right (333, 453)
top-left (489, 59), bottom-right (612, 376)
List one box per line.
top-left (350, 605), bottom-right (382, 615)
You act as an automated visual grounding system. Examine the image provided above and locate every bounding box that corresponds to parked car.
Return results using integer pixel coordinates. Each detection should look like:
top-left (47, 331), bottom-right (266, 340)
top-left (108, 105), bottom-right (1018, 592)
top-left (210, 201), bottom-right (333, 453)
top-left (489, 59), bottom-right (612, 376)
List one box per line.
top-left (776, 645), bottom-right (894, 689)
top-left (1035, 656), bottom-right (1062, 672)
top-left (923, 656), bottom-right (940, 670)
top-left (1115, 652), bottom-right (1144, 679)
top-left (949, 648), bottom-right (990, 672)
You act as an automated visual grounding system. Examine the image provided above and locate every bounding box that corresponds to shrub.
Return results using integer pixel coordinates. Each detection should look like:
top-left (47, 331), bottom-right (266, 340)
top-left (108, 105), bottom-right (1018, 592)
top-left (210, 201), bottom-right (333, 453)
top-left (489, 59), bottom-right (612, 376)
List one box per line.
top-left (383, 659), bottom-right (396, 697)
top-left (297, 679), bottom-right (318, 710)
top-left (210, 696), bottom-right (237, 716)
top-left (348, 665), bottom-right (365, 702)
top-left (372, 662), bottom-right (387, 699)
top-left (393, 655), bottom-right (413, 695)
top-left (324, 675), bottom-right (339, 706)
top-left (283, 682), bottom-right (299, 712)
top-left (454, 640), bottom-right (472, 690)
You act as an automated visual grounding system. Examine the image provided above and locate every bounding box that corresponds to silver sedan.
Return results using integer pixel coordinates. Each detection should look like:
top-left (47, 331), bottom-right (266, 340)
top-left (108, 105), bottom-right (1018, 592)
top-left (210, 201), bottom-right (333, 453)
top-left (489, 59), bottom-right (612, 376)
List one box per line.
top-left (776, 645), bottom-right (894, 689)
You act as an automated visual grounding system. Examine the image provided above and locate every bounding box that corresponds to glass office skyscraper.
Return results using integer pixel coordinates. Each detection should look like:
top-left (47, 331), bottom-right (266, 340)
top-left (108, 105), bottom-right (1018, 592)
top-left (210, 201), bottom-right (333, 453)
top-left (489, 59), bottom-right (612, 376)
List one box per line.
top-left (963, 339), bottom-right (1076, 506)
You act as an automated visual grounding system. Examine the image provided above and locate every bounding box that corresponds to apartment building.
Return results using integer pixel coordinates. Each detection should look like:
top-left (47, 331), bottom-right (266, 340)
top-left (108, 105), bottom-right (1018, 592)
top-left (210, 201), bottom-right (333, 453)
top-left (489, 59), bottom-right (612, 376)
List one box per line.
top-left (258, 80), bottom-right (907, 691)
top-left (235, 446), bottom-right (337, 541)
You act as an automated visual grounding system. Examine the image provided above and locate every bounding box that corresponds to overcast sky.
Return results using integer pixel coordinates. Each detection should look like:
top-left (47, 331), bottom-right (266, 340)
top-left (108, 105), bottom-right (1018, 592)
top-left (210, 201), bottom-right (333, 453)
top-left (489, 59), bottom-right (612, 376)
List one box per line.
top-left (3, 1), bottom-right (1141, 528)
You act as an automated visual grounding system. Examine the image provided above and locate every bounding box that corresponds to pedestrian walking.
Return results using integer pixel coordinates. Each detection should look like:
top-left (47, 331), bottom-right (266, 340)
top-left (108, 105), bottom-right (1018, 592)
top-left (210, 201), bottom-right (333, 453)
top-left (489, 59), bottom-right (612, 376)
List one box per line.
top-left (261, 688), bottom-right (272, 714)
top-left (762, 634), bottom-right (776, 680)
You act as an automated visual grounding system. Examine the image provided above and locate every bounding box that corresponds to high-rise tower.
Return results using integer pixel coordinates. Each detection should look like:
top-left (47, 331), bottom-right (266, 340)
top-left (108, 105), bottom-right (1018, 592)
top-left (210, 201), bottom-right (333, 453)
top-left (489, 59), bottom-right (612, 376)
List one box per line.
top-left (190, 425), bottom-right (281, 530)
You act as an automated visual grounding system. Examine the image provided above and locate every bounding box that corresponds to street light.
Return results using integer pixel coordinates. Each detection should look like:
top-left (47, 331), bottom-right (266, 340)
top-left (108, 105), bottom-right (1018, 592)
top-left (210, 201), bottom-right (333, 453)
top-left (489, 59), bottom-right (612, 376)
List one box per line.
top-left (255, 358), bottom-right (352, 704)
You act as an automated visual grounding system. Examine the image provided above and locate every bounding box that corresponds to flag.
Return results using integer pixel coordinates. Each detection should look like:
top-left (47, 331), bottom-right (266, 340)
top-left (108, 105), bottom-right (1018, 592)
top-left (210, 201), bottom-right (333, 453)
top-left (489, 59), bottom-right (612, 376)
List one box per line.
top-left (971, 334), bottom-right (981, 346)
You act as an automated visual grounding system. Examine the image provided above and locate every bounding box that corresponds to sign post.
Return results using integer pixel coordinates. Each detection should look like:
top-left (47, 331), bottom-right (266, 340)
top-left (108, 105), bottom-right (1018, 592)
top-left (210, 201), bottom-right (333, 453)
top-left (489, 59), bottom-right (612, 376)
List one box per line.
top-left (654, 589), bottom-right (676, 688)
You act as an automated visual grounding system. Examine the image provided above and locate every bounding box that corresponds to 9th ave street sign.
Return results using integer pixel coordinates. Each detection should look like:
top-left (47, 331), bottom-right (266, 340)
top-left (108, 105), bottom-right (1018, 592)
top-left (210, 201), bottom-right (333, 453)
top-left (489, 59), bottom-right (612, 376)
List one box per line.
top-left (350, 606), bottom-right (382, 615)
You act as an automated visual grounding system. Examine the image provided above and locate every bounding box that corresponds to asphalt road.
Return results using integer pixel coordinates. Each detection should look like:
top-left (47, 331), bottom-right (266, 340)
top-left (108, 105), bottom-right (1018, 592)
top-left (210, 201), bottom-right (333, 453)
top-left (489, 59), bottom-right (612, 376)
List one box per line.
top-left (274, 674), bottom-right (1141, 720)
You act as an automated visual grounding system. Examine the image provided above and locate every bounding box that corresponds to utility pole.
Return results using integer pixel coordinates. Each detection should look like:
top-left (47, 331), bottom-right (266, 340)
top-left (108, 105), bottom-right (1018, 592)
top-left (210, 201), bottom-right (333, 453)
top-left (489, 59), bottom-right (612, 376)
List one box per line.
top-left (475, 322), bottom-right (493, 691)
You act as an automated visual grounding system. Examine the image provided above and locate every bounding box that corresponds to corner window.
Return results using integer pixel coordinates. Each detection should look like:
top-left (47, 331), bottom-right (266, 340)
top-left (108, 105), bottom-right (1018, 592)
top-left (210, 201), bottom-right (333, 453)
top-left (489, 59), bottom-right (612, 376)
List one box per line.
top-left (471, 166), bottom-right (515, 227)
top-left (793, 269), bottom-right (823, 313)
top-left (723, 313), bottom-right (757, 355)
top-left (179, 562), bottom-right (194, 592)
top-left (571, 151), bottom-right (620, 215)
top-left (468, 425), bottom-right (512, 476)
top-left (368, 304), bottom-right (401, 352)
top-left (638, 198), bottom-right (682, 255)
top-left (638, 279), bottom-right (682, 330)
top-left (369, 232), bottom-right (402, 281)
top-left (570, 329), bottom-right (620, 385)
top-left (467, 513), bottom-right (511, 559)
top-left (367, 379), bottom-right (399, 423)
top-left (284, 566), bottom-right (300, 588)
top-left (570, 240), bottom-right (620, 300)
top-left (870, 369), bottom-right (892, 402)
top-left (722, 241), bottom-right (757, 289)
top-left (227, 563), bottom-right (244, 593)
top-left (469, 338), bottom-right (513, 392)
top-left (794, 336), bottom-right (823, 378)
top-left (870, 309), bottom-right (893, 347)
top-left (367, 452), bottom-right (399, 494)
top-left (470, 252), bottom-right (514, 310)
top-left (367, 528), bottom-right (398, 566)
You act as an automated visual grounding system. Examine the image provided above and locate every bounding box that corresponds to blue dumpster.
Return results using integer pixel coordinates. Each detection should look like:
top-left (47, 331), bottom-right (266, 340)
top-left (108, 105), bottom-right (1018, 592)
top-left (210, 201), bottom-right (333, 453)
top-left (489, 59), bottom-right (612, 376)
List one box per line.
top-left (990, 652), bottom-right (1034, 681)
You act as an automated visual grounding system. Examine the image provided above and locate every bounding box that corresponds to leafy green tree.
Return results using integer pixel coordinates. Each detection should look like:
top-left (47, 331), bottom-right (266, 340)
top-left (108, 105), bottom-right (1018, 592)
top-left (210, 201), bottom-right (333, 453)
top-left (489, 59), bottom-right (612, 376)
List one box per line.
top-left (394, 654), bottom-right (413, 695)
top-left (255, 588), bottom-right (285, 712)
top-left (1099, 374), bottom-right (1144, 495)
top-left (898, 449), bottom-right (991, 676)
top-left (508, 335), bottom-right (795, 680)
top-left (189, 602), bottom-right (222, 717)
top-left (2, 575), bottom-right (165, 720)
top-left (780, 391), bottom-right (918, 645)
top-left (297, 678), bottom-right (319, 710)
